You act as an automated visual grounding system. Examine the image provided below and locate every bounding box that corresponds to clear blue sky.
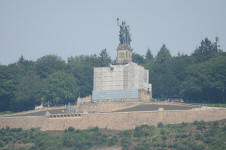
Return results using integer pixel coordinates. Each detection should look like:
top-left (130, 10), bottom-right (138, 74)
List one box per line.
top-left (0, 0), bottom-right (226, 65)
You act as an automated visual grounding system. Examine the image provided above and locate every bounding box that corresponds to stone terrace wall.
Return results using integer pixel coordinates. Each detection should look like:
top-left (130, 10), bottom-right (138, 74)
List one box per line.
top-left (1, 108), bottom-right (226, 131)
top-left (78, 102), bottom-right (141, 113)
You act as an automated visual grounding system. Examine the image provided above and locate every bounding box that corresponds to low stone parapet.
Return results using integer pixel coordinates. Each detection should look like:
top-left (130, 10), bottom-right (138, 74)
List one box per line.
top-left (1, 108), bottom-right (226, 131)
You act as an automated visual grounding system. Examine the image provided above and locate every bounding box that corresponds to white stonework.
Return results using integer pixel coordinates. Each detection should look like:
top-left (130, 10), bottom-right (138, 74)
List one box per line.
top-left (92, 62), bottom-right (152, 101)
top-left (93, 62), bottom-right (151, 91)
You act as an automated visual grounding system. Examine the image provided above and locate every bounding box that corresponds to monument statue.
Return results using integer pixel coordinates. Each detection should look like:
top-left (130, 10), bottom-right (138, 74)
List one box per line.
top-left (118, 20), bottom-right (131, 45)
top-left (116, 19), bottom-right (132, 64)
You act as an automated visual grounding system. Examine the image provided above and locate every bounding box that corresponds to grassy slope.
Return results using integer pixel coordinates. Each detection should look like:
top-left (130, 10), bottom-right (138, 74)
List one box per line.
top-left (185, 102), bottom-right (226, 108)
top-left (0, 120), bottom-right (226, 150)
top-left (0, 111), bottom-right (13, 116)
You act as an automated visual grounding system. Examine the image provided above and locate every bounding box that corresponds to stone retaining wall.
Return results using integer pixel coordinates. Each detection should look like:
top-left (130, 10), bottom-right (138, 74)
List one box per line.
top-left (0, 107), bottom-right (226, 131)
top-left (78, 102), bottom-right (141, 113)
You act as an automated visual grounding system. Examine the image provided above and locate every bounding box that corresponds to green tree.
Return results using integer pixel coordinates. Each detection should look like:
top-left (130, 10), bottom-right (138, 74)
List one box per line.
top-left (0, 65), bottom-right (16, 111)
top-left (145, 48), bottom-right (153, 60)
top-left (13, 73), bottom-right (44, 111)
top-left (35, 55), bottom-right (66, 78)
top-left (67, 55), bottom-right (96, 97)
top-left (192, 37), bottom-right (222, 63)
top-left (98, 49), bottom-right (111, 67)
top-left (150, 63), bottom-right (179, 98)
top-left (181, 55), bottom-right (226, 103)
top-left (155, 44), bottom-right (172, 64)
top-left (132, 53), bottom-right (145, 65)
top-left (44, 72), bottom-right (79, 105)
top-left (144, 48), bottom-right (154, 72)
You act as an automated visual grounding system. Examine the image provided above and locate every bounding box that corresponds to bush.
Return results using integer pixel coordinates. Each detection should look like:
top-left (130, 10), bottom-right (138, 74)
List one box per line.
top-left (212, 121), bottom-right (219, 128)
top-left (161, 135), bottom-right (167, 141)
top-left (0, 140), bottom-right (4, 147)
top-left (223, 126), bottom-right (226, 131)
top-left (64, 127), bottom-right (75, 132)
top-left (158, 122), bottom-right (164, 128)
top-left (190, 143), bottom-right (205, 150)
top-left (88, 126), bottom-right (99, 132)
top-left (107, 136), bottom-right (118, 146)
top-left (176, 133), bottom-right (188, 139)
top-left (135, 143), bottom-right (150, 150)
top-left (174, 142), bottom-right (190, 150)
top-left (134, 125), bottom-right (153, 137)
top-left (120, 130), bottom-right (132, 138)
top-left (68, 127), bottom-right (75, 132)
top-left (195, 121), bottom-right (206, 131)
top-left (11, 128), bottom-right (22, 132)
top-left (120, 137), bottom-right (131, 150)
top-left (195, 134), bottom-right (203, 141)
top-left (160, 129), bottom-right (166, 135)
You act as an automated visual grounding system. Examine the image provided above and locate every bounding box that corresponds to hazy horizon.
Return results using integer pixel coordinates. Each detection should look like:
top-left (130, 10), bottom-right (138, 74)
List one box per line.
top-left (1, 0), bottom-right (226, 65)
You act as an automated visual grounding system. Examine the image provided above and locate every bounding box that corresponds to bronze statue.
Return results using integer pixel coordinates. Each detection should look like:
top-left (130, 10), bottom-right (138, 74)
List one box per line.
top-left (117, 18), bottom-right (131, 45)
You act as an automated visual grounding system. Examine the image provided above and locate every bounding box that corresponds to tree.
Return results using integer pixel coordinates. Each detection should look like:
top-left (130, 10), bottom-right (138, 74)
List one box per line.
top-left (0, 65), bottom-right (16, 111)
top-left (155, 44), bottom-right (172, 64)
top-left (145, 48), bottom-right (153, 60)
top-left (132, 53), bottom-right (145, 65)
top-left (144, 48), bottom-right (154, 71)
top-left (98, 49), bottom-right (111, 67)
top-left (181, 55), bottom-right (226, 103)
top-left (0, 63), bottom-right (25, 112)
top-left (35, 55), bottom-right (66, 78)
top-left (13, 73), bottom-right (44, 111)
top-left (67, 55), bottom-right (97, 97)
top-left (150, 63), bottom-right (179, 98)
top-left (44, 72), bottom-right (79, 105)
top-left (192, 37), bottom-right (222, 63)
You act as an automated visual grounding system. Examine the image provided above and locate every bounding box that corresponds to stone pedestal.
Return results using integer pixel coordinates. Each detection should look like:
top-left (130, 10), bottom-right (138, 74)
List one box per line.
top-left (116, 44), bottom-right (132, 64)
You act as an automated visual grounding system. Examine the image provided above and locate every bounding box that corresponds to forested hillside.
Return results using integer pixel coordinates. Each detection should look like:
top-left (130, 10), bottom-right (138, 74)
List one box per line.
top-left (0, 38), bottom-right (226, 112)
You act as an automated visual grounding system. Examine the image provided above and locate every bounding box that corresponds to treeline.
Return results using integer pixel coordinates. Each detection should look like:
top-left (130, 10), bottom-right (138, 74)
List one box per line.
top-left (0, 120), bottom-right (226, 150)
top-left (0, 49), bottom-right (111, 112)
top-left (134, 38), bottom-right (226, 103)
top-left (0, 37), bottom-right (226, 112)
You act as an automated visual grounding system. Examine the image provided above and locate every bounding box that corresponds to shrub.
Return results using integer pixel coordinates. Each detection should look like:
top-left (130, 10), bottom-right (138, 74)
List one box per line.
top-left (196, 121), bottom-right (206, 131)
top-left (161, 135), bottom-right (167, 141)
top-left (190, 143), bottom-right (205, 150)
top-left (134, 125), bottom-right (153, 137)
top-left (63, 135), bottom-right (75, 147)
top-left (195, 134), bottom-right (203, 141)
top-left (135, 143), bottom-right (150, 150)
top-left (176, 133), bottom-right (188, 139)
top-left (174, 142), bottom-right (190, 150)
top-left (223, 126), bottom-right (226, 131)
top-left (11, 128), bottom-right (22, 132)
top-left (0, 140), bottom-right (4, 147)
top-left (212, 121), bottom-right (219, 128)
top-left (68, 127), bottom-right (75, 132)
top-left (120, 137), bottom-right (131, 150)
top-left (160, 129), bottom-right (166, 135)
top-left (158, 122), bottom-right (164, 128)
top-left (107, 136), bottom-right (118, 146)
top-left (120, 130), bottom-right (132, 138)
top-left (88, 126), bottom-right (99, 132)
top-left (64, 127), bottom-right (75, 132)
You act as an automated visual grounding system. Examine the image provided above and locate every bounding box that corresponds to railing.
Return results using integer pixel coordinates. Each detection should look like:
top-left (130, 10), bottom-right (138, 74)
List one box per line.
top-left (48, 113), bottom-right (81, 118)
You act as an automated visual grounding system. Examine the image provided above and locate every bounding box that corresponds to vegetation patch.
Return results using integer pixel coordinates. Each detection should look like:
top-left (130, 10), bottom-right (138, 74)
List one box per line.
top-left (0, 119), bottom-right (226, 150)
